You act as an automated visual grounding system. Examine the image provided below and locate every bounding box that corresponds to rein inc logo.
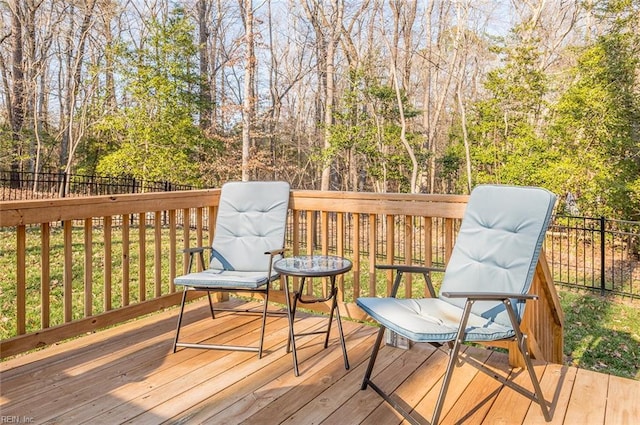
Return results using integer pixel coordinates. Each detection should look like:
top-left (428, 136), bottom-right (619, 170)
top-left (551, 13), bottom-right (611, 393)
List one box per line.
top-left (0, 417), bottom-right (34, 424)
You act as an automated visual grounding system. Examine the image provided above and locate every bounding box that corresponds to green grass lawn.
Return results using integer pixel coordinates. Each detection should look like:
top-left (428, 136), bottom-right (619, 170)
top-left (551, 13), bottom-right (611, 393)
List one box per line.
top-left (558, 289), bottom-right (640, 379)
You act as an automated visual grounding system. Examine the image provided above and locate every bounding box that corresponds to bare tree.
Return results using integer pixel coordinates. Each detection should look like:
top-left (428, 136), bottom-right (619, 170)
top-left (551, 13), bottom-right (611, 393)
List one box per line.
top-left (301, 0), bottom-right (344, 191)
top-left (386, 1), bottom-right (418, 193)
top-left (57, 0), bottom-right (98, 195)
top-left (331, 1), bottom-right (370, 191)
top-left (240, 0), bottom-right (254, 181)
top-left (197, 0), bottom-right (212, 130)
top-left (5, 0), bottom-right (27, 188)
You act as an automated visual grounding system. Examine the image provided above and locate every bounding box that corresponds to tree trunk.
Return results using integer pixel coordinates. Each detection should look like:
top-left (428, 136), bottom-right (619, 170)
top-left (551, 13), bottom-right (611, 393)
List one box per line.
top-left (241, 0), bottom-right (255, 181)
top-left (389, 2), bottom-right (418, 193)
top-left (59, 0), bottom-right (97, 196)
top-left (198, 0), bottom-right (212, 131)
top-left (320, 32), bottom-right (336, 191)
top-left (457, 85), bottom-right (472, 193)
top-left (8, 0), bottom-right (25, 189)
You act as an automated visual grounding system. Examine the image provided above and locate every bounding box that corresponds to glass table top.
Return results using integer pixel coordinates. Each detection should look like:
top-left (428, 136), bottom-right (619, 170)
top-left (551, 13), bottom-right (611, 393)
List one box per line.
top-left (274, 255), bottom-right (352, 277)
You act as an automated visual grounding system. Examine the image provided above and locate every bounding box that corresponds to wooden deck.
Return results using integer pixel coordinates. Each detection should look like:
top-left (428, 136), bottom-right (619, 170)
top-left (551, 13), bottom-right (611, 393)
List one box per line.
top-left (1, 299), bottom-right (638, 425)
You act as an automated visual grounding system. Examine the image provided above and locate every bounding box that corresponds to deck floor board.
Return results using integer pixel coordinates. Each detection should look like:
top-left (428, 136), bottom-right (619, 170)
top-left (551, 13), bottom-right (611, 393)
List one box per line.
top-left (1, 299), bottom-right (638, 425)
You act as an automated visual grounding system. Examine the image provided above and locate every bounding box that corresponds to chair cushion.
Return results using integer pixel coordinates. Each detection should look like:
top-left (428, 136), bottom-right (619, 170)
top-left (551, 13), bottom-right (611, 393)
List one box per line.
top-left (210, 181), bottom-right (290, 272)
top-left (357, 297), bottom-right (515, 342)
top-left (439, 185), bottom-right (556, 327)
top-left (174, 269), bottom-right (278, 289)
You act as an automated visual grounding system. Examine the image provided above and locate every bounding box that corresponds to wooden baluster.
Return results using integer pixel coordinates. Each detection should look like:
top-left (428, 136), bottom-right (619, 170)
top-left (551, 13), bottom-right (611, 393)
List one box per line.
top-left (122, 214), bottom-right (130, 306)
top-left (84, 218), bottom-right (93, 317)
top-left (104, 216), bottom-right (112, 311)
top-left (63, 220), bottom-right (72, 323)
top-left (138, 212), bottom-right (146, 302)
top-left (385, 215), bottom-right (394, 295)
top-left (405, 215), bottom-right (413, 299)
top-left (154, 211), bottom-right (162, 297)
top-left (424, 217), bottom-right (433, 297)
top-left (169, 210), bottom-right (177, 293)
top-left (352, 213), bottom-right (361, 300)
top-left (368, 213), bottom-right (376, 297)
top-left (336, 212), bottom-right (345, 303)
top-left (17, 225), bottom-right (26, 335)
top-left (41, 223), bottom-right (50, 328)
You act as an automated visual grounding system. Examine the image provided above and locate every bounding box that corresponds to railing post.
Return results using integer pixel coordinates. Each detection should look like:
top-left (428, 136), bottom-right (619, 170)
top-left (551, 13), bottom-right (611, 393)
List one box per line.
top-left (600, 216), bottom-right (606, 296)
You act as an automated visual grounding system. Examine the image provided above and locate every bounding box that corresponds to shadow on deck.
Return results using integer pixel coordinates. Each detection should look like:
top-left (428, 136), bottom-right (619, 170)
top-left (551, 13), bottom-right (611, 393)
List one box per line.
top-left (1, 299), bottom-right (638, 424)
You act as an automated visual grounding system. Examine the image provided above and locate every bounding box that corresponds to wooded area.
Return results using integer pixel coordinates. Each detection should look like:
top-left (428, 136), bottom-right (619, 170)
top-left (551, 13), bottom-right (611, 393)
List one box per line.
top-left (1, 0), bottom-right (639, 220)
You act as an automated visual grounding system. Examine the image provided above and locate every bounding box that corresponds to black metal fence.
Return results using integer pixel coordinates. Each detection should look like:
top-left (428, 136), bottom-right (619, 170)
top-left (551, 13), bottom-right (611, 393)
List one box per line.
top-left (0, 170), bottom-right (198, 200)
top-left (547, 216), bottom-right (639, 298)
top-left (2, 170), bottom-right (638, 298)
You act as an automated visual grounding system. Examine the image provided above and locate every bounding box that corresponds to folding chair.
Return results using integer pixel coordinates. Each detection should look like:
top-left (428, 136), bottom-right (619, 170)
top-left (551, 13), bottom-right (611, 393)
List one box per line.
top-left (173, 181), bottom-right (290, 358)
top-left (357, 185), bottom-right (556, 424)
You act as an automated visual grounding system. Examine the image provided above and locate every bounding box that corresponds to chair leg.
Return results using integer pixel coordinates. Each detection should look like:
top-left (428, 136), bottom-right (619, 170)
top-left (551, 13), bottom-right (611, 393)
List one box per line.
top-left (361, 326), bottom-right (386, 390)
top-left (431, 300), bottom-right (474, 425)
top-left (206, 291), bottom-right (215, 319)
top-left (431, 334), bottom-right (464, 425)
top-left (501, 300), bottom-right (551, 422)
top-left (519, 333), bottom-right (552, 421)
top-left (258, 287), bottom-right (270, 359)
top-left (173, 288), bottom-right (189, 353)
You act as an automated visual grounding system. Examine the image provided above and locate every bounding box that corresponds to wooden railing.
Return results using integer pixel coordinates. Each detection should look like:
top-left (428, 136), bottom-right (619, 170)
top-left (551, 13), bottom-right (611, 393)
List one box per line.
top-left (0, 189), bottom-right (563, 365)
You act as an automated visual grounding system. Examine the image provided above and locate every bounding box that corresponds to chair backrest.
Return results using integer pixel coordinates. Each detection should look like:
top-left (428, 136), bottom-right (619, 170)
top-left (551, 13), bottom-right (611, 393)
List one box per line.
top-left (210, 181), bottom-right (290, 272)
top-left (440, 185), bottom-right (556, 327)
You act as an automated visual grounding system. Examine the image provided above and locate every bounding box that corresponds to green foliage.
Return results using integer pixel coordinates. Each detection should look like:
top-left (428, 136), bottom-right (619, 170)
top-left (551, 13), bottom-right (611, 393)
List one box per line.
top-left (0, 124), bottom-right (13, 170)
top-left (456, 26), bottom-right (555, 191)
top-left (450, 4), bottom-right (640, 220)
top-left (437, 143), bottom-right (464, 193)
top-left (94, 8), bottom-right (209, 185)
top-left (549, 12), bottom-right (640, 219)
top-left (483, 42), bottom-right (547, 119)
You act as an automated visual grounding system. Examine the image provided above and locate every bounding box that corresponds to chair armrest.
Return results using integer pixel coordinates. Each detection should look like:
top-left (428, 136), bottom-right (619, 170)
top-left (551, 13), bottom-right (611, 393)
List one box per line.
top-left (181, 247), bottom-right (212, 272)
top-left (264, 248), bottom-right (286, 256)
top-left (376, 264), bottom-right (444, 298)
top-left (182, 246), bottom-right (212, 254)
top-left (441, 292), bottom-right (538, 301)
top-left (265, 248), bottom-right (286, 281)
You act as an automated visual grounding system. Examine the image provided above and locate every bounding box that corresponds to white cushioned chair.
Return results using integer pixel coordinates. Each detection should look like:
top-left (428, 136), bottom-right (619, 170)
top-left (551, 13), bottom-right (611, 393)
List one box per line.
top-left (357, 184), bottom-right (556, 424)
top-left (173, 181), bottom-right (290, 358)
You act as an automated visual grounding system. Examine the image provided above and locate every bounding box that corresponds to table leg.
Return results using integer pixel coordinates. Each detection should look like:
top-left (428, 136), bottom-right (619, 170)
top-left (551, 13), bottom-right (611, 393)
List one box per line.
top-left (324, 278), bottom-right (336, 348)
top-left (327, 276), bottom-right (349, 370)
top-left (284, 275), bottom-right (300, 376)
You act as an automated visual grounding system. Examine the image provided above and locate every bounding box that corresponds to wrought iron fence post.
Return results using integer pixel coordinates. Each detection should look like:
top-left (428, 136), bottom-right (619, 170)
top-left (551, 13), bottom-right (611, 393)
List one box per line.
top-left (600, 216), bottom-right (606, 296)
top-left (59, 171), bottom-right (67, 198)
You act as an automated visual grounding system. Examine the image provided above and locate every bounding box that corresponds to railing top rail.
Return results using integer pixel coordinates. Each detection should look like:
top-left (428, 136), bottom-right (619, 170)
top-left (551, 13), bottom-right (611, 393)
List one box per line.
top-left (0, 189), bottom-right (470, 227)
top-left (290, 190), bottom-right (469, 218)
top-left (291, 189), bottom-right (468, 202)
top-left (0, 189), bottom-right (221, 227)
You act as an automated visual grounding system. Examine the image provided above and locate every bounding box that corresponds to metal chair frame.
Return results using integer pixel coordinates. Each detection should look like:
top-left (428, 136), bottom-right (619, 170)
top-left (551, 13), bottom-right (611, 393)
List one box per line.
top-left (360, 266), bottom-right (551, 424)
top-left (173, 246), bottom-right (286, 357)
